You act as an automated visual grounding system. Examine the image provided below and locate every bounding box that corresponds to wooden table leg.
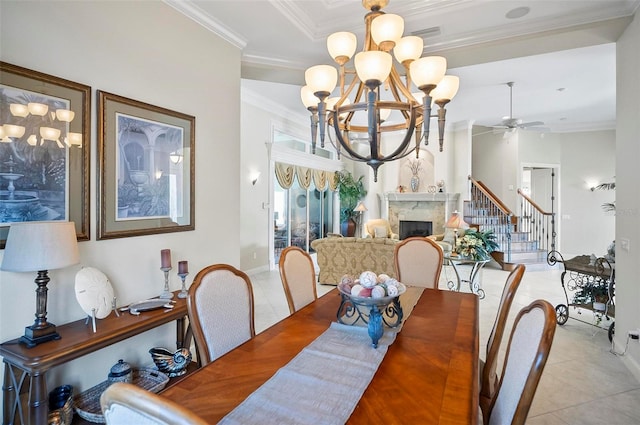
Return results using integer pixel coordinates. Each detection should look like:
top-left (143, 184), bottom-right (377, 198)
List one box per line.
top-left (3, 362), bottom-right (16, 425)
top-left (28, 372), bottom-right (48, 425)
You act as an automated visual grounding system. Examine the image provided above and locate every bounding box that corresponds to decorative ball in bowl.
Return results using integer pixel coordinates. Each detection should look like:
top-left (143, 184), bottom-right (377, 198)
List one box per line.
top-left (149, 347), bottom-right (192, 377)
top-left (337, 271), bottom-right (406, 306)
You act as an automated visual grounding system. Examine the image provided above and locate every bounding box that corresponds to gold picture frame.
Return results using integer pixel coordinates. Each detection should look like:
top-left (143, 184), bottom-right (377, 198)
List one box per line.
top-left (0, 62), bottom-right (91, 248)
top-left (97, 91), bottom-right (195, 239)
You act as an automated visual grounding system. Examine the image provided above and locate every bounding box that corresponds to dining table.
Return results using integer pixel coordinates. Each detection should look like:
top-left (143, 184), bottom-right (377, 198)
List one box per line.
top-left (160, 287), bottom-right (479, 424)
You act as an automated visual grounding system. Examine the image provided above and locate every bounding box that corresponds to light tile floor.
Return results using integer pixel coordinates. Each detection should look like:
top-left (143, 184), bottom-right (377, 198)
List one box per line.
top-left (249, 264), bottom-right (640, 424)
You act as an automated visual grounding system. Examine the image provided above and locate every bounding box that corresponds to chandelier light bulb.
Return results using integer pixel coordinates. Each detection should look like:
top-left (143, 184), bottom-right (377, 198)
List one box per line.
top-left (56, 109), bottom-right (75, 122)
top-left (393, 36), bottom-right (423, 65)
top-left (4, 124), bottom-right (26, 138)
top-left (410, 56), bottom-right (447, 92)
top-left (9, 103), bottom-right (29, 117)
top-left (431, 75), bottom-right (460, 103)
top-left (354, 51), bottom-right (392, 86)
top-left (300, 85), bottom-right (319, 109)
top-left (40, 126), bottom-right (61, 141)
top-left (27, 102), bottom-right (48, 116)
top-left (371, 13), bottom-right (404, 50)
top-left (68, 132), bottom-right (83, 147)
top-left (305, 65), bottom-right (338, 98)
top-left (327, 32), bottom-right (357, 65)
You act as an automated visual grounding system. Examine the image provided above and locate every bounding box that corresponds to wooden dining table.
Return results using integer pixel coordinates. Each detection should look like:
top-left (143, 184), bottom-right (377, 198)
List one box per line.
top-left (161, 288), bottom-right (479, 424)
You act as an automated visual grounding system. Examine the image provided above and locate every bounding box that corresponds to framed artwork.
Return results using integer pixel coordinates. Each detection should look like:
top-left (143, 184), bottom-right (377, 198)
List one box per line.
top-left (97, 91), bottom-right (195, 239)
top-left (0, 62), bottom-right (91, 249)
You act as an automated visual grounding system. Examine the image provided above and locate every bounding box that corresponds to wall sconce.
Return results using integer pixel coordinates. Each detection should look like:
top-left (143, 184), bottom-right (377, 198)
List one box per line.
top-left (251, 172), bottom-right (261, 186)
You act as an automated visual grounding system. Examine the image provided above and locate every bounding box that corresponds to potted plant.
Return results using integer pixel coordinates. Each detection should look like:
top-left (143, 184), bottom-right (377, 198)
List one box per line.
top-left (336, 170), bottom-right (366, 237)
top-left (117, 182), bottom-right (139, 218)
top-left (454, 229), bottom-right (499, 260)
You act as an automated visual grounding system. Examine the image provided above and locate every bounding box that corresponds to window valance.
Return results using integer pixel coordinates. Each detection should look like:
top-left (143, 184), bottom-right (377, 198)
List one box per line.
top-left (275, 162), bottom-right (337, 192)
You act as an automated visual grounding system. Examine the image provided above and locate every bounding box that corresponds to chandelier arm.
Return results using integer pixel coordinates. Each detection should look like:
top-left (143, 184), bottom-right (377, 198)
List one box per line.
top-left (422, 94), bottom-right (433, 145)
top-left (367, 88), bottom-right (380, 161)
top-left (309, 109), bottom-right (318, 154)
top-left (317, 99), bottom-right (327, 148)
top-left (330, 110), bottom-right (368, 161)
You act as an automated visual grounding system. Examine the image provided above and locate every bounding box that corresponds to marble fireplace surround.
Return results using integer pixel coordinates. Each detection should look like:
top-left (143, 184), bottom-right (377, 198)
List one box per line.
top-left (379, 192), bottom-right (460, 238)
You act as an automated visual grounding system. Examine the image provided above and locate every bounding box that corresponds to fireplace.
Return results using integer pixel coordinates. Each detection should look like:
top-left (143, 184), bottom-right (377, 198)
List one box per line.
top-left (399, 221), bottom-right (432, 240)
top-left (378, 192), bottom-right (459, 237)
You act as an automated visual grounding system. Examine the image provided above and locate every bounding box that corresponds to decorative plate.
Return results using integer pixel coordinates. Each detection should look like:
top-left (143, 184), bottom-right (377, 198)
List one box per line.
top-left (128, 299), bottom-right (173, 313)
top-left (75, 267), bottom-right (115, 319)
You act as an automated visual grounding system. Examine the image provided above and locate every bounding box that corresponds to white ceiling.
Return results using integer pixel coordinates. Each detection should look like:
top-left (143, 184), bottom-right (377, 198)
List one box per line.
top-left (166, 0), bottom-right (639, 132)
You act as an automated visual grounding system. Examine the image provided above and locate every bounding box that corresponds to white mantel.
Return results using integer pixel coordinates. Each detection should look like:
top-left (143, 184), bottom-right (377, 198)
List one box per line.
top-left (379, 192), bottom-right (460, 236)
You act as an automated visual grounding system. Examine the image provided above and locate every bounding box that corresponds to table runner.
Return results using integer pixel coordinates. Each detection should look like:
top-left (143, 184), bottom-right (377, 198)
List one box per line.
top-left (218, 287), bottom-right (423, 425)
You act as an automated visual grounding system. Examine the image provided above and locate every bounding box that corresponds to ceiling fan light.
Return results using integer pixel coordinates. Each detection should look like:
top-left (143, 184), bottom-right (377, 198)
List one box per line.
top-left (305, 65), bottom-right (338, 97)
top-left (355, 51), bottom-right (392, 85)
top-left (300, 85), bottom-right (319, 109)
top-left (431, 75), bottom-right (460, 102)
top-left (410, 56), bottom-right (447, 90)
top-left (327, 32), bottom-right (357, 64)
top-left (394, 36), bottom-right (423, 64)
top-left (10, 103), bottom-right (29, 117)
top-left (27, 102), bottom-right (48, 116)
top-left (371, 13), bottom-right (404, 49)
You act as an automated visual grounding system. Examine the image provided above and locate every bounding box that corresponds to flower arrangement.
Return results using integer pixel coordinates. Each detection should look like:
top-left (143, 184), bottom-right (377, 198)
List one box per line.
top-left (455, 229), bottom-right (499, 260)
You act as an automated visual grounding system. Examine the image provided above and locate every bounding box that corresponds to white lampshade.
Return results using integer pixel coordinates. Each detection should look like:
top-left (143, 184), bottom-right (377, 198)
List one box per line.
top-left (327, 32), bottom-right (357, 63)
top-left (4, 124), bottom-right (26, 138)
top-left (68, 132), bottom-right (83, 147)
top-left (300, 85), bottom-right (319, 109)
top-left (354, 51), bottom-right (392, 84)
top-left (394, 36), bottom-right (423, 64)
top-left (1, 221), bottom-right (79, 272)
top-left (27, 135), bottom-right (38, 146)
top-left (431, 75), bottom-right (460, 102)
top-left (27, 102), bottom-right (48, 116)
top-left (410, 56), bottom-right (447, 89)
top-left (40, 127), bottom-right (61, 141)
top-left (305, 65), bottom-right (338, 96)
top-left (55, 109), bottom-right (75, 122)
top-left (371, 13), bottom-right (404, 47)
top-left (379, 108), bottom-right (392, 121)
top-left (10, 103), bottom-right (29, 117)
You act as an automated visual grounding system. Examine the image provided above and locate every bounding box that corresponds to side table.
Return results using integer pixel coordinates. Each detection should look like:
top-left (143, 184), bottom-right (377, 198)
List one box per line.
top-left (1, 291), bottom-right (190, 425)
top-left (444, 255), bottom-right (489, 299)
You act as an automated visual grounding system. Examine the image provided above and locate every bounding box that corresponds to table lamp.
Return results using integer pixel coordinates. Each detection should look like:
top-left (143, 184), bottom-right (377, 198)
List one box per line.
top-left (445, 211), bottom-right (469, 251)
top-left (354, 201), bottom-right (368, 238)
top-left (1, 221), bottom-right (79, 347)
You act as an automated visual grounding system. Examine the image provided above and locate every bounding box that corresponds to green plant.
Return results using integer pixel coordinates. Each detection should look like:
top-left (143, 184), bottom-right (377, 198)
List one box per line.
top-left (117, 182), bottom-right (139, 207)
top-left (336, 170), bottom-right (367, 223)
top-left (455, 229), bottom-right (499, 260)
top-left (591, 179), bottom-right (615, 212)
top-left (572, 283), bottom-right (609, 305)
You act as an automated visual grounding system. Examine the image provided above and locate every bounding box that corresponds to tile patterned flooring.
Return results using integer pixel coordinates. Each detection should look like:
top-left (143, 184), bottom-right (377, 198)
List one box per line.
top-left (249, 264), bottom-right (640, 424)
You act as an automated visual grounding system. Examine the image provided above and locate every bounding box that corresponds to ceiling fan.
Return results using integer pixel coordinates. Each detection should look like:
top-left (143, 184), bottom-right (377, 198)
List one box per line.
top-left (491, 82), bottom-right (546, 133)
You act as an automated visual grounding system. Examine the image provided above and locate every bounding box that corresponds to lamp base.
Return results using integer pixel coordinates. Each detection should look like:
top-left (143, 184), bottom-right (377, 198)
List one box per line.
top-left (20, 322), bottom-right (61, 348)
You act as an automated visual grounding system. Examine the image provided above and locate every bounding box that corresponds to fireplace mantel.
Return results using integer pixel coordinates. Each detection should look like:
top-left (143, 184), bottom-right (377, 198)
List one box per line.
top-left (378, 192), bottom-right (460, 237)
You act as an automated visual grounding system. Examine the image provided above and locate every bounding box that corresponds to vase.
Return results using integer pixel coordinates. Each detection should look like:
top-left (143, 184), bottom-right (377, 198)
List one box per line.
top-left (410, 175), bottom-right (420, 192)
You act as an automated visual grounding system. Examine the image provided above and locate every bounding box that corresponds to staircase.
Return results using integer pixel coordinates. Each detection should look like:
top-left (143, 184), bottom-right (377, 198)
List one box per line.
top-left (464, 177), bottom-right (555, 271)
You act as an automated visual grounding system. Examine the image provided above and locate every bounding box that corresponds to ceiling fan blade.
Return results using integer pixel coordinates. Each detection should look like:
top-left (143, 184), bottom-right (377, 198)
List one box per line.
top-left (519, 121), bottom-right (545, 128)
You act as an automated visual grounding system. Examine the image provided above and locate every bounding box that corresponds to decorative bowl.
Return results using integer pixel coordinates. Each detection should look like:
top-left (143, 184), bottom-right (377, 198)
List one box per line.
top-left (149, 347), bottom-right (192, 377)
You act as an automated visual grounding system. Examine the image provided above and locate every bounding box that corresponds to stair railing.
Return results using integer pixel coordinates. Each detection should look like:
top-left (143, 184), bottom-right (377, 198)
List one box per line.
top-left (517, 189), bottom-right (556, 254)
top-left (467, 176), bottom-right (514, 263)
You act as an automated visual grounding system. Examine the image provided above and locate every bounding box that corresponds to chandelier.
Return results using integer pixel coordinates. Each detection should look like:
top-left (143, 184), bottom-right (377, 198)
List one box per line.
top-left (301, 0), bottom-right (459, 181)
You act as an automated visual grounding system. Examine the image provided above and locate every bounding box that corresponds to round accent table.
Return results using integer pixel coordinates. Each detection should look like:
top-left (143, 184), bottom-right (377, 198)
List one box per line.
top-left (444, 254), bottom-right (489, 299)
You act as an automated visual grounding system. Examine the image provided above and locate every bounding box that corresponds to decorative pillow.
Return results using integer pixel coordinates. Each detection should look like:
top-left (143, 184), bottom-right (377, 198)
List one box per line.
top-left (374, 226), bottom-right (388, 238)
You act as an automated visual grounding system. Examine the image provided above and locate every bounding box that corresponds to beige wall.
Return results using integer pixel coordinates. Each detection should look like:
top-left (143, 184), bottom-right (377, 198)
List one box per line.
top-left (0, 1), bottom-right (241, 390)
top-left (615, 12), bottom-right (640, 380)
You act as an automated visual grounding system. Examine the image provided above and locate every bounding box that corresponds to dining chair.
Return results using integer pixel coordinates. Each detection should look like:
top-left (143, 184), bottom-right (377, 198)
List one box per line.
top-left (278, 246), bottom-right (318, 314)
top-left (479, 264), bottom-right (526, 414)
top-left (100, 382), bottom-right (208, 425)
top-left (393, 236), bottom-right (444, 288)
top-left (482, 299), bottom-right (556, 425)
top-left (187, 264), bottom-right (255, 365)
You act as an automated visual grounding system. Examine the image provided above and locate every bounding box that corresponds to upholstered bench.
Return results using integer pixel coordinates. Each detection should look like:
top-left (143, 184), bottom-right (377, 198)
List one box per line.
top-left (310, 237), bottom-right (399, 285)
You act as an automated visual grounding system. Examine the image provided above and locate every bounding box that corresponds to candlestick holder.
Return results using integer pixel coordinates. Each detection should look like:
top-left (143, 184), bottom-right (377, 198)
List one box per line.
top-left (160, 266), bottom-right (174, 299)
top-left (177, 272), bottom-right (189, 299)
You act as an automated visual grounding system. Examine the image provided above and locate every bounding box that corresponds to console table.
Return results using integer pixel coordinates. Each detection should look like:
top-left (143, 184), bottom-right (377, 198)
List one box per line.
top-left (1, 291), bottom-right (189, 425)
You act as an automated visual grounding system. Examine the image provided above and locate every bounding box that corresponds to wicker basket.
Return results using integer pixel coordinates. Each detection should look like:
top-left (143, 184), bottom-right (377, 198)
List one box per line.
top-left (74, 367), bottom-right (169, 423)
